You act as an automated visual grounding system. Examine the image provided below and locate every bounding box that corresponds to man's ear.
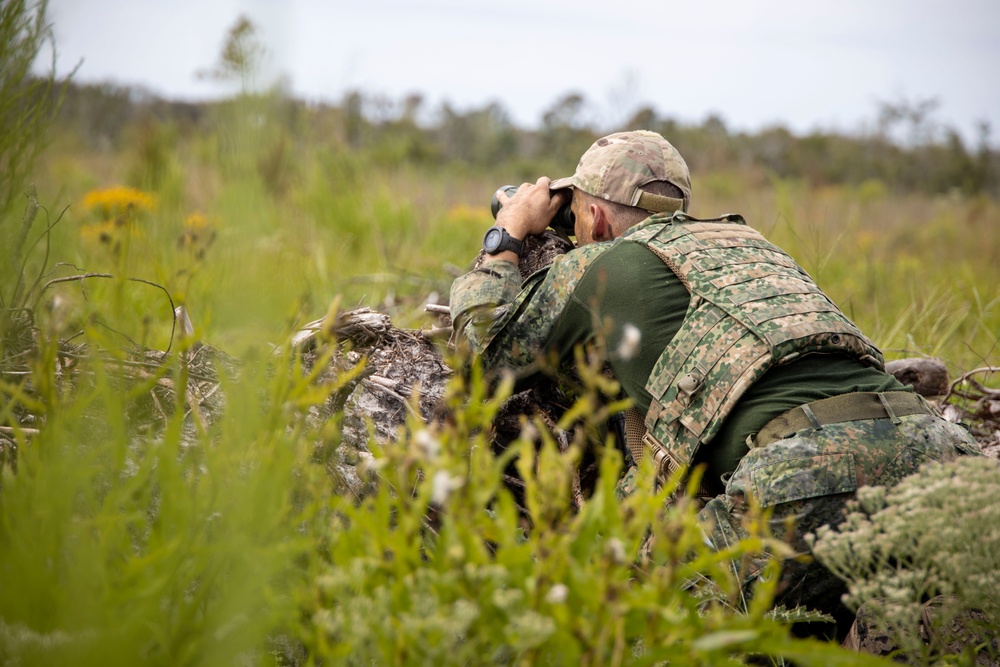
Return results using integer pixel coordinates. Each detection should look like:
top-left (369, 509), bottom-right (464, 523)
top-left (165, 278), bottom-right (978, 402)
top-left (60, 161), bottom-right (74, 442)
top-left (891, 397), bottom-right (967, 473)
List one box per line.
top-left (591, 204), bottom-right (614, 242)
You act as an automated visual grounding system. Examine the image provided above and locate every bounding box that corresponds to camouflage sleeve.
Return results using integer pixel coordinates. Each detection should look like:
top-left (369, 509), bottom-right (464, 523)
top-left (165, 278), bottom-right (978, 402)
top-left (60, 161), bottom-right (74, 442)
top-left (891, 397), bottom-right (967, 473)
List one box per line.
top-left (449, 260), bottom-right (524, 355)
top-left (451, 244), bottom-right (613, 376)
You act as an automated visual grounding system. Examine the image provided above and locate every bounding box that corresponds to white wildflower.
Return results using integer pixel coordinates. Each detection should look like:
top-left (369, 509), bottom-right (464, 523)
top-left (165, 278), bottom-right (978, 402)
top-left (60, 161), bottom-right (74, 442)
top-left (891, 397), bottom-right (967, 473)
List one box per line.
top-left (492, 587), bottom-right (524, 611)
top-left (616, 323), bottom-right (642, 361)
top-left (811, 457), bottom-right (1000, 654)
top-left (413, 428), bottom-right (441, 461)
top-left (545, 583), bottom-right (568, 604)
top-left (520, 421), bottom-right (540, 442)
top-left (357, 451), bottom-right (386, 479)
top-left (606, 537), bottom-right (627, 564)
top-left (431, 469), bottom-right (463, 505)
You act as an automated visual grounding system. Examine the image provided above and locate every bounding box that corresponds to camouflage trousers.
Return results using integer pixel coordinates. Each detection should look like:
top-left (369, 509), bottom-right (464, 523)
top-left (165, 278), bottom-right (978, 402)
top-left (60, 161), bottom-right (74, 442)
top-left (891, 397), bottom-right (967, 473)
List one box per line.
top-left (698, 412), bottom-right (978, 635)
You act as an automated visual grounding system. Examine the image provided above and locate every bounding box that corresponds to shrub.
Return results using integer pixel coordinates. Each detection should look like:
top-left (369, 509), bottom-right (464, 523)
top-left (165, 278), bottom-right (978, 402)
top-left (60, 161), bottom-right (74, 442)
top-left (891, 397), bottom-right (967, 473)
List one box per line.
top-left (809, 457), bottom-right (1000, 664)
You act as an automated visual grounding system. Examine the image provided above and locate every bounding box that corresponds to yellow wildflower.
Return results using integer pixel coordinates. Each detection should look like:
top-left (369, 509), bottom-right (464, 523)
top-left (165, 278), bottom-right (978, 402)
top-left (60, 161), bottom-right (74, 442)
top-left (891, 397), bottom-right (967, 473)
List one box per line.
top-left (81, 186), bottom-right (156, 219)
top-left (178, 210), bottom-right (217, 257)
top-left (79, 185), bottom-right (154, 246)
top-left (183, 211), bottom-right (209, 231)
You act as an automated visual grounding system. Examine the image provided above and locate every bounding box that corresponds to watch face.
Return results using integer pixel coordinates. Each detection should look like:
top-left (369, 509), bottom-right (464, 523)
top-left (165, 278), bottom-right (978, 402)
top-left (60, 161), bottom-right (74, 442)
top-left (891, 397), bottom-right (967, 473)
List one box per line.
top-left (484, 227), bottom-right (503, 253)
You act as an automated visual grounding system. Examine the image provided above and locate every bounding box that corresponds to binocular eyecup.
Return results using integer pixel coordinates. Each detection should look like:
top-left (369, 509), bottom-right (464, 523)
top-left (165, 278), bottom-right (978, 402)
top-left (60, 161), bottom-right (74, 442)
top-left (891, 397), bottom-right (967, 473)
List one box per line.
top-left (490, 185), bottom-right (575, 235)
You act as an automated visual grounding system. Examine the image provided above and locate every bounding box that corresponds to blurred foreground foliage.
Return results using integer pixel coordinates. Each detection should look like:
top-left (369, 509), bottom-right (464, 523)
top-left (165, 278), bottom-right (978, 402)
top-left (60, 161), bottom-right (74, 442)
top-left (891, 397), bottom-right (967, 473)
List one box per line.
top-left (0, 328), bottom-right (883, 666)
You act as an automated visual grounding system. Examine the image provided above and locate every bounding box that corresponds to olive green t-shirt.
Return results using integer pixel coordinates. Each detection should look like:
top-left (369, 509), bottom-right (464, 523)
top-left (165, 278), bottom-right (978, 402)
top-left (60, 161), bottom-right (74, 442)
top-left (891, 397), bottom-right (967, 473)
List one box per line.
top-left (544, 239), bottom-right (907, 489)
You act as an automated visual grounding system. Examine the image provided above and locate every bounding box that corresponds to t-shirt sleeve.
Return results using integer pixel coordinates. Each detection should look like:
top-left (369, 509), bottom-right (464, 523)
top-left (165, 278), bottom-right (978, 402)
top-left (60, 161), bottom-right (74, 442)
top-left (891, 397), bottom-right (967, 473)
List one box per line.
top-left (549, 241), bottom-right (691, 415)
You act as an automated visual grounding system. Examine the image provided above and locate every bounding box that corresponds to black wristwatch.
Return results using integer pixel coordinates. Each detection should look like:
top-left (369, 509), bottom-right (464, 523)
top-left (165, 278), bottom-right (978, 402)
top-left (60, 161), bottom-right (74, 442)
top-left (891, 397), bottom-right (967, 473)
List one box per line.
top-left (482, 225), bottom-right (524, 256)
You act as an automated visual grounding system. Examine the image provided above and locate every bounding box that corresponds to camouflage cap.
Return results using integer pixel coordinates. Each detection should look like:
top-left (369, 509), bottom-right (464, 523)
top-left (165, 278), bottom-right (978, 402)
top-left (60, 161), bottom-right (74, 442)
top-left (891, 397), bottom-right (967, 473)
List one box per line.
top-left (550, 130), bottom-right (691, 213)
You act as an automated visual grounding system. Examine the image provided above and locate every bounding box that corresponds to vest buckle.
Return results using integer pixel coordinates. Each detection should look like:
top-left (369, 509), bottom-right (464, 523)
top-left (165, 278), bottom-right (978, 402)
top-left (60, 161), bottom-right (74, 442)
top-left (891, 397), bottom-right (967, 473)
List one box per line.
top-left (677, 370), bottom-right (704, 405)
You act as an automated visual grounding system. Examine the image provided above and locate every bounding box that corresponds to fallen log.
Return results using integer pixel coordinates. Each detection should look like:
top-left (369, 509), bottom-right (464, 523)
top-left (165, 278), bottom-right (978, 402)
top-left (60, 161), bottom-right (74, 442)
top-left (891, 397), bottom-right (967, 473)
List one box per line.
top-left (886, 357), bottom-right (950, 397)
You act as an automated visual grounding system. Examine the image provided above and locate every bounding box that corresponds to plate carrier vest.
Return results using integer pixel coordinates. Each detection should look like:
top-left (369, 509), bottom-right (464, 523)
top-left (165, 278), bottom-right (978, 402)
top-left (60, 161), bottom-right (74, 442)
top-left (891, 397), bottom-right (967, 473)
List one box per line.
top-left (624, 212), bottom-right (885, 480)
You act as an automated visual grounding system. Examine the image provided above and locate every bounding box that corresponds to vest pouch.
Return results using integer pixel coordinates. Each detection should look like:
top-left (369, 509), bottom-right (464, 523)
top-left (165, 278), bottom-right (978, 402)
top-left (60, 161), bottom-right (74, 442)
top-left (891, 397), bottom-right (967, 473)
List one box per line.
top-left (728, 450), bottom-right (858, 507)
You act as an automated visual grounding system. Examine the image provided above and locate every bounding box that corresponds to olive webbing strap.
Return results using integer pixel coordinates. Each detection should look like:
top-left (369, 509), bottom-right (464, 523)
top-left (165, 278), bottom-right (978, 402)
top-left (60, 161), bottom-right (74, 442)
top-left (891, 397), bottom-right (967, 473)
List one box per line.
top-left (636, 191), bottom-right (685, 213)
top-left (754, 391), bottom-right (932, 448)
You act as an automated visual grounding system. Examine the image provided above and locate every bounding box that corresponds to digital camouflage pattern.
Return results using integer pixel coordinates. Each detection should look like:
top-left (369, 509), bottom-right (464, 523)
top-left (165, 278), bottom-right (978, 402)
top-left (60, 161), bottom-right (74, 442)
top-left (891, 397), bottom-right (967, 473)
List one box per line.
top-left (614, 465), bottom-right (644, 502)
top-left (450, 241), bottom-right (616, 367)
top-left (627, 212), bottom-right (885, 477)
top-left (449, 259), bottom-right (524, 354)
top-left (451, 198), bottom-right (981, 635)
top-left (450, 132), bottom-right (982, 635)
top-left (549, 130), bottom-right (692, 213)
top-left (699, 411), bottom-right (978, 622)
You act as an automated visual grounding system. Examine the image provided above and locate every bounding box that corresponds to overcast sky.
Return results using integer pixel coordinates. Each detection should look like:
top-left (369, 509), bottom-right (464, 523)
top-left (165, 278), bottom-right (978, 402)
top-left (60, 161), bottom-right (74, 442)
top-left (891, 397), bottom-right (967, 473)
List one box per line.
top-left (41, 0), bottom-right (1000, 145)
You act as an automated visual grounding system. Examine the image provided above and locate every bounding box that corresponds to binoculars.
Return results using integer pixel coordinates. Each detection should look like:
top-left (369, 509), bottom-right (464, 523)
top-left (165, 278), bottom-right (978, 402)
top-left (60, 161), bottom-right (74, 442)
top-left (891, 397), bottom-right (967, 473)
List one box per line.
top-left (490, 185), bottom-right (576, 235)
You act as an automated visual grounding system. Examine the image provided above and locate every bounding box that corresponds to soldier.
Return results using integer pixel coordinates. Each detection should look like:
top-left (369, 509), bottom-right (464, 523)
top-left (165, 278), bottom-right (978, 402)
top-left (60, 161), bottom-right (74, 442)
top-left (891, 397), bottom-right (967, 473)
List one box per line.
top-left (449, 130), bottom-right (977, 636)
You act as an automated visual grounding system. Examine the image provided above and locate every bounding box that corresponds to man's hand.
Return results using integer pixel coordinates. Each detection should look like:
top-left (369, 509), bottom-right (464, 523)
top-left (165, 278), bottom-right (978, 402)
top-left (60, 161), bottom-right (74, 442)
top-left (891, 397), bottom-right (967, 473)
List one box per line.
top-left (494, 177), bottom-right (569, 241)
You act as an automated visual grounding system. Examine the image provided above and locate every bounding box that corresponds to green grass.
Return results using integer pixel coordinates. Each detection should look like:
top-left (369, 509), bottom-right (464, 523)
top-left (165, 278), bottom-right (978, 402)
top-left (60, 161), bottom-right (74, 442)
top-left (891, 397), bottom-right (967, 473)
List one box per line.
top-left (2, 94), bottom-right (997, 665)
top-left (0, 339), bottom-right (293, 659)
top-left (28, 107), bottom-right (999, 370)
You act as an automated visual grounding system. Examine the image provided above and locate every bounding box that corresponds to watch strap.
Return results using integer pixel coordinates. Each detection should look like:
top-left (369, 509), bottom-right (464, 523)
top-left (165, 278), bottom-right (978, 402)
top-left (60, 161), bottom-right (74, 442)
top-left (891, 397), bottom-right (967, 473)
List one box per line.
top-left (483, 226), bottom-right (524, 256)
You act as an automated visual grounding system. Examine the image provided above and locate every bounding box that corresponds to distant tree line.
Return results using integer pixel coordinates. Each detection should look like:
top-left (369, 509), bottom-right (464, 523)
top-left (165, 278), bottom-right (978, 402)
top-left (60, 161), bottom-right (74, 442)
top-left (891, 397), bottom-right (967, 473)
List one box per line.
top-left (51, 81), bottom-right (998, 198)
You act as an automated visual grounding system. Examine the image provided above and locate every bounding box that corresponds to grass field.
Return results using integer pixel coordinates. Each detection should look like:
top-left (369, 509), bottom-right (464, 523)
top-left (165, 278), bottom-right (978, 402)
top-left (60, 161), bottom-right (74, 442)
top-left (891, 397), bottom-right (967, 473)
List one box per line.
top-left (30, 107), bottom-right (1000, 371)
top-left (2, 90), bottom-right (998, 665)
